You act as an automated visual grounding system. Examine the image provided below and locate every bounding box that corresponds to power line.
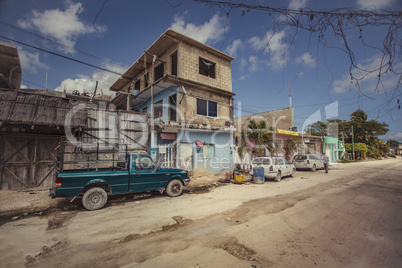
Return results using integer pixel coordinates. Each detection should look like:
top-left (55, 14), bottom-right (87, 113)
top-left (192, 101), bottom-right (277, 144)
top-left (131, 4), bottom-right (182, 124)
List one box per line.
top-left (0, 21), bottom-right (128, 69)
top-left (0, 35), bottom-right (130, 79)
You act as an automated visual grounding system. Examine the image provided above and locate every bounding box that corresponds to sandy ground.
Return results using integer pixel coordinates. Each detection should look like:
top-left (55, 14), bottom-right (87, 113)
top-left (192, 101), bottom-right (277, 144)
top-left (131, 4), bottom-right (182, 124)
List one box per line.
top-left (0, 158), bottom-right (401, 267)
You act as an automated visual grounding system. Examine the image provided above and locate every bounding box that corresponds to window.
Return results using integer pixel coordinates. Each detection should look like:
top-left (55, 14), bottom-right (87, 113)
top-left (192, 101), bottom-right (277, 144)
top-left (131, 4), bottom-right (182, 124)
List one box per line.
top-left (196, 98), bottom-right (217, 117)
top-left (199, 57), bottom-right (215, 78)
top-left (202, 144), bottom-right (215, 159)
top-left (153, 100), bottom-right (163, 119)
top-left (134, 80), bottom-right (141, 90)
top-left (154, 63), bottom-right (164, 81)
top-left (263, 159), bottom-right (271, 165)
top-left (169, 94), bottom-right (177, 122)
top-left (171, 52), bottom-right (177, 76)
top-left (135, 157), bottom-right (157, 170)
top-left (144, 73), bottom-right (149, 88)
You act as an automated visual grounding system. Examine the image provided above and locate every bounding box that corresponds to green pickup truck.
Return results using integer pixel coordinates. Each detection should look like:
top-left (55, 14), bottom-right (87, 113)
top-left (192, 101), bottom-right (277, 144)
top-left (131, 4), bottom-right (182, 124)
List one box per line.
top-left (49, 152), bottom-right (190, 210)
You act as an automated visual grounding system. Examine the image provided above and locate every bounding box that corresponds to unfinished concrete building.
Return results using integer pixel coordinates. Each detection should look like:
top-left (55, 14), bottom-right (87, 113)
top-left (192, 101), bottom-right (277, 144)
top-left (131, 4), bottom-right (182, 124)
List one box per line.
top-left (111, 29), bottom-right (236, 176)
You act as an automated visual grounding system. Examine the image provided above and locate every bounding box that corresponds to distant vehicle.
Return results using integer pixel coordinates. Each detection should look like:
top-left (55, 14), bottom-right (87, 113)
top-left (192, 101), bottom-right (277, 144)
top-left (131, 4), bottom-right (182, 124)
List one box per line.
top-left (250, 156), bottom-right (296, 182)
top-left (50, 147), bottom-right (190, 210)
top-left (293, 154), bottom-right (324, 172)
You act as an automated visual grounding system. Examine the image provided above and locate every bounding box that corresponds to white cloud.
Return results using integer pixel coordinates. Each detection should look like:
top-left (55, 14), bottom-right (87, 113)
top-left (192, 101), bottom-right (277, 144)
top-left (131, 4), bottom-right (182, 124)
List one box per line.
top-left (357, 0), bottom-right (396, 9)
top-left (238, 56), bottom-right (259, 73)
top-left (171, 13), bottom-right (226, 44)
top-left (248, 56), bottom-right (259, 73)
top-left (333, 54), bottom-right (401, 94)
top-left (248, 30), bottom-right (290, 70)
top-left (225, 39), bottom-right (242, 56)
top-left (54, 64), bottom-right (126, 96)
top-left (289, 0), bottom-right (308, 10)
top-left (18, 46), bottom-right (48, 73)
top-left (17, 1), bottom-right (106, 54)
top-left (295, 52), bottom-right (316, 68)
top-left (389, 132), bottom-right (402, 142)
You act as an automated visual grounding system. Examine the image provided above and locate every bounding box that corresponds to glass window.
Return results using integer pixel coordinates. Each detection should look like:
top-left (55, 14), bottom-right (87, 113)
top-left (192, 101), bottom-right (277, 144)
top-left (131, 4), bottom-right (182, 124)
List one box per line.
top-left (197, 98), bottom-right (208, 116)
top-left (196, 98), bottom-right (217, 117)
top-left (294, 155), bottom-right (307, 160)
top-left (262, 159), bottom-right (271, 165)
top-left (208, 101), bottom-right (217, 117)
top-left (252, 158), bottom-right (262, 165)
top-left (135, 157), bottom-right (156, 170)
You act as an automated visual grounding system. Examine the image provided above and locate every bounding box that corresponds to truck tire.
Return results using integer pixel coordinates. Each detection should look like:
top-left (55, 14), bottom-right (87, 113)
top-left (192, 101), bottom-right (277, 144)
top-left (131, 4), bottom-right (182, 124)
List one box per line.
top-left (82, 187), bottom-right (108, 210)
top-left (166, 179), bottom-right (183, 197)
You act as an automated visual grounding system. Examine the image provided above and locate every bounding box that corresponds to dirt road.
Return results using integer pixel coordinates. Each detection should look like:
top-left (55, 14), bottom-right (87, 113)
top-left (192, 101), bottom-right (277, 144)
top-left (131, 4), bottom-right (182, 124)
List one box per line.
top-left (1, 158), bottom-right (401, 267)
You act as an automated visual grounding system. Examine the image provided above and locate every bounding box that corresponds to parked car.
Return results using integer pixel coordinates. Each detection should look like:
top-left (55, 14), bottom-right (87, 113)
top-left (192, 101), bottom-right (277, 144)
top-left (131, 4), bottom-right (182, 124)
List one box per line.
top-left (250, 156), bottom-right (296, 182)
top-left (50, 153), bottom-right (190, 210)
top-left (292, 154), bottom-right (324, 171)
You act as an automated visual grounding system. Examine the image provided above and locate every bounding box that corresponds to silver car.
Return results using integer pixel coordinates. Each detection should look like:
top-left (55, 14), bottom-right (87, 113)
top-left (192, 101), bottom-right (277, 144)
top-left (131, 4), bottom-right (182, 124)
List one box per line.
top-left (292, 154), bottom-right (324, 172)
top-left (250, 156), bottom-right (296, 182)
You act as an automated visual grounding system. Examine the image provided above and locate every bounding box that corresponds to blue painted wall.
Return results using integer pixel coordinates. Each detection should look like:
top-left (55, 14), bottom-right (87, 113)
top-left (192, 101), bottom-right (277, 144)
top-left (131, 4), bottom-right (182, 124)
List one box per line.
top-left (133, 86), bottom-right (179, 123)
top-left (177, 129), bottom-right (234, 175)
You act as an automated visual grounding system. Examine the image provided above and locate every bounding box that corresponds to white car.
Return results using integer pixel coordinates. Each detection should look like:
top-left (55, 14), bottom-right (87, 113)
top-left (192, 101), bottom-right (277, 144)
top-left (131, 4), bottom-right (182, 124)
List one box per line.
top-left (292, 154), bottom-right (324, 172)
top-left (250, 156), bottom-right (296, 182)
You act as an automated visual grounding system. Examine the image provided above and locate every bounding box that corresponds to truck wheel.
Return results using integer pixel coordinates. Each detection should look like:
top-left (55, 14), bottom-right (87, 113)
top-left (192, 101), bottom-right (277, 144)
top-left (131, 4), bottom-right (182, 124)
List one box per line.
top-left (166, 179), bottom-right (183, 197)
top-left (82, 187), bottom-right (108, 210)
top-left (274, 171), bottom-right (282, 182)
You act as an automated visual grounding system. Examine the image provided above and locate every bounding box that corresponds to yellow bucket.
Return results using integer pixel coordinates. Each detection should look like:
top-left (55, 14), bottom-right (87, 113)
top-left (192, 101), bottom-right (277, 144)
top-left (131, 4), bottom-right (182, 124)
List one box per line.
top-left (234, 174), bottom-right (245, 182)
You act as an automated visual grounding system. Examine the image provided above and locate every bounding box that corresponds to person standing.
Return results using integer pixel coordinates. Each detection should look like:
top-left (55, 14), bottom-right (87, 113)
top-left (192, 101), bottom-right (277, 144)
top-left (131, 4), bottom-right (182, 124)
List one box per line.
top-left (323, 153), bottom-right (329, 173)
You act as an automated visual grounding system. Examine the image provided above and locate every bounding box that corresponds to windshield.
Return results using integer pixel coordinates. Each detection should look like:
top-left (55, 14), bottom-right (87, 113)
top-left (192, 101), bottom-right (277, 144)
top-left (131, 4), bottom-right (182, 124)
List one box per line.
top-left (252, 158), bottom-right (262, 164)
top-left (294, 155), bottom-right (307, 160)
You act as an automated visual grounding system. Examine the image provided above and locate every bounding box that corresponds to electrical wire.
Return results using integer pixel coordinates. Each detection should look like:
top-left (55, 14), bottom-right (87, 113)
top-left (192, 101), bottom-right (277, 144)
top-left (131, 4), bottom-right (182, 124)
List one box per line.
top-left (0, 21), bottom-right (128, 69)
top-left (0, 35), bottom-right (129, 78)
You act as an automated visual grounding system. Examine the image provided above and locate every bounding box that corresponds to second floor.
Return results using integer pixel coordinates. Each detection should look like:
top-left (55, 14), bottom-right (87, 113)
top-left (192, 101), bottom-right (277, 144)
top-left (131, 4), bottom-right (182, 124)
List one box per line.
top-left (110, 29), bottom-right (234, 94)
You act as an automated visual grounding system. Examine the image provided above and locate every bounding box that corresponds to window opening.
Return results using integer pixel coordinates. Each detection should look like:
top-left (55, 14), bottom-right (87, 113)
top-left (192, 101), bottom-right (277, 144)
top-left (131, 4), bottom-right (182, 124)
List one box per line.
top-left (171, 52), bottom-right (177, 76)
top-left (134, 80), bottom-right (141, 90)
top-left (154, 63), bottom-right (164, 81)
top-left (144, 73), bottom-right (149, 88)
top-left (154, 100), bottom-right (163, 119)
top-left (199, 57), bottom-right (215, 78)
top-left (169, 94), bottom-right (177, 122)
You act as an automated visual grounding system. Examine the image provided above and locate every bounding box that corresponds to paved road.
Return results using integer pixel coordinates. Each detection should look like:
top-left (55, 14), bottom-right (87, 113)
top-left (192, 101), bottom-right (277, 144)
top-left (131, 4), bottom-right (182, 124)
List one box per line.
top-left (1, 158), bottom-right (401, 267)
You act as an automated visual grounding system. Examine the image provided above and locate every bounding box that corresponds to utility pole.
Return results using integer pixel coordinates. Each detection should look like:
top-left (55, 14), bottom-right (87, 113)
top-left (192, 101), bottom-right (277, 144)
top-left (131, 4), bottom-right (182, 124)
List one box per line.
top-left (352, 125), bottom-right (355, 161)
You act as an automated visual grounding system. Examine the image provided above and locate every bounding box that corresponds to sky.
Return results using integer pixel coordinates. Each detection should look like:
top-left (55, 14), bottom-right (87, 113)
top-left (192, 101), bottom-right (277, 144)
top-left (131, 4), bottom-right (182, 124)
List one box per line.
top-left (0, 0), bottom-right (401, 142)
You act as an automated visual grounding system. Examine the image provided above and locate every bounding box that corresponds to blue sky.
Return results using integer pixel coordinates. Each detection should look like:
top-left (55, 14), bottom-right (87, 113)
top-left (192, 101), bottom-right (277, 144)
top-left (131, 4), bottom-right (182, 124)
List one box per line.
top-left (1, 0), bottom-right (401, 142)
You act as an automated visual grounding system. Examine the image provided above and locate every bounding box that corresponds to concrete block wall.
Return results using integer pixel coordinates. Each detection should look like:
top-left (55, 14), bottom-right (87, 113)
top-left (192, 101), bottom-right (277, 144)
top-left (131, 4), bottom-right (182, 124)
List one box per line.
top-left (179, 86), bottom-right (232, 127)
top-left (235, 107), bottom-right (294, 132)
top-left (178, 42), bottom-right (232, 92)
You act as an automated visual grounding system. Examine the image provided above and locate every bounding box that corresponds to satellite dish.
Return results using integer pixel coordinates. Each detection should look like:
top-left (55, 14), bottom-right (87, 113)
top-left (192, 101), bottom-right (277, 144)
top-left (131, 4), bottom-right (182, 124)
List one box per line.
top-left (195, 140), bottom-right (204, 148)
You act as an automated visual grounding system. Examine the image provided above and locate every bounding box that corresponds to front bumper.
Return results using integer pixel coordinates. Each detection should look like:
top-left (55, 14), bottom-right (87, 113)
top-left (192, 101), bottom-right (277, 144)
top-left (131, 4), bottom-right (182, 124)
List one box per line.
top-left (183, 178), bottom-right (191, 186)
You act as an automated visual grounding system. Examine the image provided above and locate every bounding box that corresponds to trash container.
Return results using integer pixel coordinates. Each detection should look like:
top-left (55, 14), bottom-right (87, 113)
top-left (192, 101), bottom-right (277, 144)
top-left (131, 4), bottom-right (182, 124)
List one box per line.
top-left (253, 167), bottom-right (264, 184)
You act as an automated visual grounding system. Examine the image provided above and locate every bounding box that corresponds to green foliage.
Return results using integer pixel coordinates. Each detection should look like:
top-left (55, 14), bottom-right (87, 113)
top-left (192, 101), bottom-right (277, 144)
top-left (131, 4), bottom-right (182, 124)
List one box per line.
top-left (237, 119), bottom-right (274, 158)
top-left (389, 139), bottom-right (400, 147)
top-left (283, 138), bottom-right (298, 161)
top-left (307, 121), bottom-right (327, 136)
top-left (345, 143), bottom-right (367, 153)
top-left (387, 154), bottom-right (396, 158)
